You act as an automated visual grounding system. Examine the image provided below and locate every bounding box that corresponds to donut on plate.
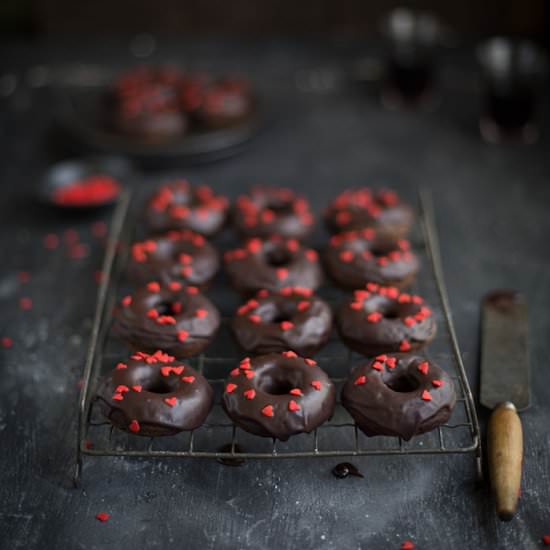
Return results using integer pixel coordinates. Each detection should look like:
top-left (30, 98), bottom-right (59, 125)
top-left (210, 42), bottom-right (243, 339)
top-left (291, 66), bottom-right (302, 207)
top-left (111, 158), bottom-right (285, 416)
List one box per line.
top-left (144, 180), bottom-right (229, 236)
top-left (336, 283), bottom-right (436, 355)
top-left (325, 188), bottom-right (414, 239)
top-left (112, 281), bottom-right (220, 357)
top-left (97, 350), bottom-right (213, 437)
top-left (222, 352), bottom-right (336, 440)
top-left (233, 186), bottom-right (314, 240)
top-left (341, 354), bottom-right (456, 440)
top-left (323, 227), bottom-right (419, 289)
top-left (224, 236), bottom-right (322, 295)
top-left (231, 287), bottom-right (332, 356)
top-left (127, 230), bottom-right (219, 288)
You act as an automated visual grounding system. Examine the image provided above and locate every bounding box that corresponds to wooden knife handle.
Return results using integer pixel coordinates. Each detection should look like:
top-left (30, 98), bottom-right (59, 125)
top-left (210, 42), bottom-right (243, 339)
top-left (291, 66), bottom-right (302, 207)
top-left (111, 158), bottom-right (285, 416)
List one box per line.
top-left (488, 402), bottom-right (523, 521)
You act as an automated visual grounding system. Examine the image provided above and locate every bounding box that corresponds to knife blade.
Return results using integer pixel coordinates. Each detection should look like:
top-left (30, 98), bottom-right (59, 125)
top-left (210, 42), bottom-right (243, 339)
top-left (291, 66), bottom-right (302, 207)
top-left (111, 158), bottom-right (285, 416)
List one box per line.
top-left (480, 289), bottom-right (529, 521)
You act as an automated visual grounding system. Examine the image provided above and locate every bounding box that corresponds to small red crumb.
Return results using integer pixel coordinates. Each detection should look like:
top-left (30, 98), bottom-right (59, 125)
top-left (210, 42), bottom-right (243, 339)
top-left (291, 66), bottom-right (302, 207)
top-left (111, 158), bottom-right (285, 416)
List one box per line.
top-left (132, 385), bottom-right (142, 392)
top-left (44, 233), bottom-right (60, 250)
top-left (17, 271), bottom-right (31, 283)
top-left (230, 368), bottom-right (240, 377)
top-left (367, 312), bottom-right (382, 323)
top-left (261, 405), bottom-right (274, 417)
top-left (297, 301), bottom-right (310, 311)
top-left (95, 512), bottom-right (110, 523)
top-left (19, 297), bottom-right (32, 311)
top-left (340, 250), bottom-right (354, 263)
top-left (91, 221), bottom-right (108, 238)
top-left (186, 286), bottom-right (199, 295)
top-left (245, 370), bottom-right (255, 379)
top-left (400, 541), bottom-right (415, 550)
top-left (168, 281), bottom-right (182, 291)
top-left (305, 249), bottom-right (318, 262)
top-left (247, 238), bottom-right (262, 253)
top-left (1, 337), bottom-right (13, 348)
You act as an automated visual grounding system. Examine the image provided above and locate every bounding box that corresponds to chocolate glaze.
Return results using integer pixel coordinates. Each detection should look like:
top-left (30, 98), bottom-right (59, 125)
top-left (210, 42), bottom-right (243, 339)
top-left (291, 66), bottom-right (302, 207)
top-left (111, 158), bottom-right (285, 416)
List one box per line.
top-left (233, 186), bottom-right (314, 240)
top-left (231, 288), bottom-right (333, 356)
top-left (127, 230), bottom-right (220, 288)
top-left (323, 228), bottom-right (419, 289)
top-left (222, 353), bottom-right (336, 441)
top-left (325, 188), bottom-right (414, 239)
top-left (96, 351), bottom-right (213, 437)
top-left (191, 77), bottom-right (255, 129)
top-left (112, 282), bottom-right (220, 358)
top-left (342, 354), bottom-right (456, 440)
top-left (144, 180), bottom-right (229, 236)
top-left (224, 237), bottom-right (323, 295)
top-left (336, 284), bottom-right (436, 355)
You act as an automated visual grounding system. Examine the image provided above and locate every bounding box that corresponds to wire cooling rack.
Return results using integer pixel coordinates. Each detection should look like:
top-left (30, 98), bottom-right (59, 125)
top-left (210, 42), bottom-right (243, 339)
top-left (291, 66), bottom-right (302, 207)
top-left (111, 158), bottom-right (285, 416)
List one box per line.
top-left (74, 189), bottom-right (482, 486)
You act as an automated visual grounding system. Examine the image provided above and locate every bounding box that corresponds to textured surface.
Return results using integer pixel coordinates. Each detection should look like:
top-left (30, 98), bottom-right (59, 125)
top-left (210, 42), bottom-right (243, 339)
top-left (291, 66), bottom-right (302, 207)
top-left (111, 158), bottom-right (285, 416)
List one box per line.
top-left (1, 38), bottom-right (550, 549)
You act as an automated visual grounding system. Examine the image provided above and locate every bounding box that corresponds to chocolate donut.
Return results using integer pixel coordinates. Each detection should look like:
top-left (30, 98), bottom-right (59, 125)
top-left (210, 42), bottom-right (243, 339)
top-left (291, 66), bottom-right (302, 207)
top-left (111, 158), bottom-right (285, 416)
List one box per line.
top-left (222, 352), bottom-right (336, 440)
top-left (112, 281), bottom-right (220, 357)
top-left (231, 287), bottom-right (332, 356)
top-left (323, 228), bottom-right (419, 289)
top-left (341, 354), bottom-right (456, 440)
top-left (325, 188), bottom-right (414, 239)
top-left (127, 230), bottom-right (220, 288)
top-left (145, 180), bottom-right (229, 236)
top-left (190, 77), bottom-right (254, 129)
top-left (97, 350), bottom-right (213, 437)
top-left (108, 66), bottom-right (189, 142)
top-left (336, 284), bottom-right (436, 355)
top-left (224, 237), bottom-right (323, 295)
top-left (233, 186), bottom-right (314, 240)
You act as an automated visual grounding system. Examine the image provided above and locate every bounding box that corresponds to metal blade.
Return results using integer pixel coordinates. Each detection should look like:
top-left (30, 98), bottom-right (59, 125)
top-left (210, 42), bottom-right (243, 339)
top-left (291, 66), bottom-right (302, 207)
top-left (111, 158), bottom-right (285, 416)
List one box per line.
top-left (480, 290), bottom-right (530, 411)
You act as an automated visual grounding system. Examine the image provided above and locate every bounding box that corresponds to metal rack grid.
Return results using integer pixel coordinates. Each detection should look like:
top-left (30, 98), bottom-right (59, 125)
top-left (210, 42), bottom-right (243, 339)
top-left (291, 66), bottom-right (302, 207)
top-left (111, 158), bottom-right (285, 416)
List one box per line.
top-left (74, 189), bottom-right (482, 486)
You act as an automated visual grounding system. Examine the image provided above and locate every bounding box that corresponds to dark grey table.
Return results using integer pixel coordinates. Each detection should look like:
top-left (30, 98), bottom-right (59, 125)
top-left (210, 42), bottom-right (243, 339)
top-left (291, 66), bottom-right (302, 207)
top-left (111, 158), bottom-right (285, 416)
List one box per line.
top-left (1, 38), bottom-right (549, 550)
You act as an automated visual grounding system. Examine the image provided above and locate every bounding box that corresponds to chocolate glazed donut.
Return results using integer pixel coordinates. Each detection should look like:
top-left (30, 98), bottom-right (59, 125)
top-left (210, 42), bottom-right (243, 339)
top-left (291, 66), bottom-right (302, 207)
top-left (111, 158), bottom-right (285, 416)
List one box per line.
top-left (112, 281), bottom-right (220, 357)
top-left (224, 237), bottom-right (322, 295)
top-left (323, 228), bottom-right (419, 289)
top-left (127, 230), bottom-right (219, 288)
top-left (97, 351), bottom-right (213, 437)
top-left (144, 180), bottom-right (229, 236)
top-left (222, 352), bottom-right (336, 441)
top-left (342, 354), bottom-right (456, 440)
top-left (233, 186), bottom-right (315, 240)
top-left (231, 287), bottom-right (332, 356)
top-left (336, 284), bottom-right (436, 355)
top-left (325, 188), bottom-right (414, 239)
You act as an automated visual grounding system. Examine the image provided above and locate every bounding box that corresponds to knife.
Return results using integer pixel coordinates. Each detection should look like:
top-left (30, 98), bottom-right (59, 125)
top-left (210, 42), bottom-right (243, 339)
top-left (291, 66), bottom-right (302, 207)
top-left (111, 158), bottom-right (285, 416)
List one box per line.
top-left (480, 290), bottom-right (530, 521)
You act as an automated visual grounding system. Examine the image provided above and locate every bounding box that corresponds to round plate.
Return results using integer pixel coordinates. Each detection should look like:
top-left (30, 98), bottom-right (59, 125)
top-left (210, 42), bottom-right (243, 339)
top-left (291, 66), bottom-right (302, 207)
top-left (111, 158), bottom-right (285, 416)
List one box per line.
top-left (39, 156), bottom-right (134, 210)
top-left (54, 83), bottom-right (262, 163)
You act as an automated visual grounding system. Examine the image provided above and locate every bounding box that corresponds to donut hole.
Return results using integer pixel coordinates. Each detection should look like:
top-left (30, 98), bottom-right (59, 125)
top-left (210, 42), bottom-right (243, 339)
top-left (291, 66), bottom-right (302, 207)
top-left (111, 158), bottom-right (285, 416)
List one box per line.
top-left (265, 200), bottom-right (292, 215)
top-left (143, 378), bottom-right (175, 394)
top-left (381, 305), bottom-right (401, 319)
top-left (258, 379), bottom-right (295, 395)
top-left (260, 302), bottom-right (297, 324)
top-left (370, 242), bottom-right (395, 257)
top-left (156, 301), bottom-right (179, 315)
top-left (256, 365), bottom-right (305, 396)
top-left (385, 373), bottom-right (420, 393)
top-left (266, 248), bottom-right (292, 267)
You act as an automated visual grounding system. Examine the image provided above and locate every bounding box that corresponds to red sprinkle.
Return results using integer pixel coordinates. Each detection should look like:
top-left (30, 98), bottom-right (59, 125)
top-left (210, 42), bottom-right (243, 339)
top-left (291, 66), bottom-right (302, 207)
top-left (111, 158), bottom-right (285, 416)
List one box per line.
top-left (418, 361), bottom-right (429, 375)
top-left (112, 393), bottom-right (124, 401)
top-left (376, 354), bottom-right (388, 361)
top-left (182, 376), bottom-right (195, 383)
top-left (230, 368), bottom-right (240, 377)
top-left (115, 362), bottom-right (127, 370)
top-left (399, 340), bottom-right (411, 351)
top-left (244, 370), bottom-right (255, 379)
top-left (283, 350), bottom-right (298, 358)
top-left (129, 419), bottom-right (140, 433)
top-left (340, 250), bottom-right (354, 263)
top-left (289, 388), bottom-right (303, 396)
top-left (164, 397), bottom-right (177, 407)
top-left (288, 400), bottom-right (301, 412)
top-left (147, 281), bottom-right (161, 292)
top-left (297, 301), bottom-right (310, 312)
top-left (95, 512), bottom-right (111, 523)
top-left (147, 309), bottom-right (159, 319)
top-left (195, 309), bottom-right (208, 318)
top-left (280, 321), bottom-right (294, 331)
top-left (311, 380), bottom-right (321, 391)
top-left (372, 361), bottom-right (384, 371)
top-left (186, 286), bottom-right (199, 295)
top-left (244, 389), bottom-right (256, 400)
top-left (421, 390), bottom-right (432, 401)
top-left (400, 541), bottom-right (415, 550)
top-left (177, 330), bottom-right (189, 342)
top-left (305, 249), bottom-right (318, 262)
top-left (304, 358), bottom-right (317, 366)
top-left (432, 379), bottom-right (444, 388)
top-left (249, 315), bottom-right (262, 324)
top-left (226, 383), bottom-right (237, 393)
top-left (115, 385), bottom-right (129, 393)
top-left (19, 297), bottom-right (32, 311)
top-left (276, 268), bottom-right (288, 280)
top-left (261, 405), bottom-right (274, 417)
top-left (354, 375), bottom-right (367, 385)
top-left (168, 281), bottom-right (182, 291)
top-left (367, 312), bottom-right (382, 323)
top-left (1, 337), bottom-right (13, 348)
top-left (121, 295), bottom-right (132, 307)
top-left (132, 385), bottom-right (142, 392)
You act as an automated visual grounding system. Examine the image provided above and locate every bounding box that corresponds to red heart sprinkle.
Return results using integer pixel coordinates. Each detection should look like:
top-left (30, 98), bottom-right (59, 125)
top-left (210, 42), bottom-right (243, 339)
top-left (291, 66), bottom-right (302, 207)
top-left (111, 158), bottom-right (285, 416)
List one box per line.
top-left (354, 375), bottom-right (367, 385)
top-left (112, 393), bottom-right (124, 401)
top-left (247, 238), bottom-right (262, 253)
top-left (286, 239), bottom-right (300, 252)
top-left (340, 250), bottom-right (354, 262)
top-left (147, 281), bottom-right (160, 292)
top-left (249, 315), bottom-right (261, 324)
top-left (262, 405), bottom-right (274, 417)
top-left (244, 389), bottom-right (256, 400)
top-left (180, 266), bottom-right (193, 277)
top-left (418, 361), bottom-right (429, 375)
top-left (288, 400), bottom-right (301, 412)
top-left (289, 388), bottom-right (303, 396)
top-left (375, 354), bottom-right (387, 361)
top-left (350, 301), bottom-right (362, 310)
top-left (129, 419), bottom-right (140, 433)
top-left (195, 309), bottom-right (208, 318)
top-left (400, 541), bottom-right (415, 550)
top-left (283, 350), bottom-right (298, 358)
top-left (147, 309), bottom-right (159, 319)
top-left (398, 294), bottom-right (411, 303)
top-left (386, 287), bottom-right (400, 299)
top-left (95, 512), bottom-right (110, 522)
top-left (182, 376), bottom-right (195, 383)
top-left (161, 366), bottom-right (173, 376)
top-left (257, 289), bottom-right (270, 298)
top-left (386, 357), bottom-right (397, 368)
top-left (172, 366), bottom-right (184, 375)
top-left (412, 295), bottom-right (423, 304)
top-left (226, 383), bottom-right (237, 393)
top-left (276, 268), bottom-right (288, 280)
top-left (178, 253), bottom-right (192, 265)
top-left (132, 385), bottom-right (142, 392)
top-left (421, 390), bottom-right (432, 401)
top-left (230, 368), bottom-right (240, 377)
top-left (372, 361), bottom-right (384, 371)
top-left (305, 249), bottom-right (318, 262)
top-left (432, 379), bottom-right (444, 388)
top-left (366, 283), bottom-right (379, 292)
top-left (245, 370), bottom-right (255, 379)
top-left (177, 330), bottom-right (189, 342)
top-left (169, 281), bottom-right (182, 292)
top-left (399, 340), bottom-right (411, 351)
top-left (298, 301), bottom-right (310, 311)
top-left (280, 321), bottom-right (294, 331)
top-left (304, 358), bottom-right (317, 366)
top-left (164, 397), bottom-right (177, 407)
top-left (121, 296), bottom-right (132, 307)
top-left (240, 357), bottom-right (251, 368)
top-left (367, 312), bottom-right (382, 323)
top-left (404, 317), bottom-right (416, 327)
top-left (186, 286), bottom-right (199, 295)
top-left (115, 362), bottom-right (127, 370)
top-left (115, 385), bottom-right (129, 393)
top-left (311, 380), bottom-right (321, 391)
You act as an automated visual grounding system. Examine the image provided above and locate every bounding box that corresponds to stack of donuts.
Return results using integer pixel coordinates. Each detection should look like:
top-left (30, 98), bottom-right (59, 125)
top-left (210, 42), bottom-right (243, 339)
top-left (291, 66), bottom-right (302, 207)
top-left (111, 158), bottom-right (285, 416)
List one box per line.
top-left (98, 182), bottom-right (456, 442)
